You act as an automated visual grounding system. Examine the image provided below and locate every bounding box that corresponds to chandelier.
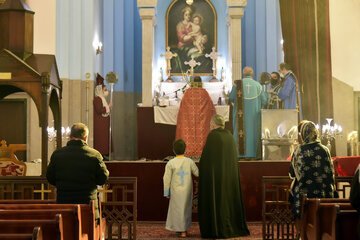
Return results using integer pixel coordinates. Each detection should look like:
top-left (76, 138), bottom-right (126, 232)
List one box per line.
top-left (47, 126), bottom-right (71, 142)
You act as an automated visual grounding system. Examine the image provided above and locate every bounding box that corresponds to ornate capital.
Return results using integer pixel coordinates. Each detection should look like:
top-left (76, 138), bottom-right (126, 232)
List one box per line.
top-left (227, 7), bottom-right (244, 19)
top-left (227, 0), bottom-right (247, 7)
top-left (139, 8), bottom-right (156, 20)
top-left (137, 0), bottom-right (157, 8)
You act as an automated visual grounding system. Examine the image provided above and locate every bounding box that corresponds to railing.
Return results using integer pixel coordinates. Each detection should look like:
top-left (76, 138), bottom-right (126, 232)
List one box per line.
top-left (262, 176), bottom-right (353, 240)
top-left (0, 176), bottom-right (138, 240)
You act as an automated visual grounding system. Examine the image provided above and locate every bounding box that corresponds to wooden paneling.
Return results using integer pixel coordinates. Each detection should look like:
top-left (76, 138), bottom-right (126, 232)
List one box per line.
top-left (0, 99), bottom-right (27, 161)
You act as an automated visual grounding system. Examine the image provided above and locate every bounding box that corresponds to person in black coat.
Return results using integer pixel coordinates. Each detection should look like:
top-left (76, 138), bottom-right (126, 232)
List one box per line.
top-left (46, 122), bottom-right (109, 222)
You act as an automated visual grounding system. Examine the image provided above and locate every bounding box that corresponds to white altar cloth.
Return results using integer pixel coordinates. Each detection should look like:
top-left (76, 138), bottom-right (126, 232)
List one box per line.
top-left (154, 105), bottom-right (229, 125)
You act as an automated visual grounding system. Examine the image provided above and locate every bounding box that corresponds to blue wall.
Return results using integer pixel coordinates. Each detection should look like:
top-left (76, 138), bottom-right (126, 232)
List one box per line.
top-left (102, 0), bottom-right (142, 93)
top-left (242, 0), bottom-right (283, 81)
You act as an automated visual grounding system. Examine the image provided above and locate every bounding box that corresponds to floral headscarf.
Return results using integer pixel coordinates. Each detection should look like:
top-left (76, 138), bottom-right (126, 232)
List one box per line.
top-left (299, 120), bottom-right (319, 144)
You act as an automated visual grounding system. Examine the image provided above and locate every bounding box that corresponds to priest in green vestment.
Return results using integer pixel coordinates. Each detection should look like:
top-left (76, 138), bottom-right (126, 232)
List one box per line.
top-left (198, 114), bottom-right (250, 239)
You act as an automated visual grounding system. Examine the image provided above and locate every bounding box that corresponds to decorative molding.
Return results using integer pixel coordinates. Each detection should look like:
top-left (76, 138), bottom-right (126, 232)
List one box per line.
top-left (227, 7), bottom-right (244, 19)
top-left (139, 8), bottom-right (156, 20)
top-left (137, 0), bottom-right (158, 8)
top-left (226, 0), bottom-right (247, 7)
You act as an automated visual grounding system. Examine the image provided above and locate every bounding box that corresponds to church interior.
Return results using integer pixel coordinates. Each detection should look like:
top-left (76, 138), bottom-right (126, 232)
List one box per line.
top-left (0, 0), bottom-right (360, 239)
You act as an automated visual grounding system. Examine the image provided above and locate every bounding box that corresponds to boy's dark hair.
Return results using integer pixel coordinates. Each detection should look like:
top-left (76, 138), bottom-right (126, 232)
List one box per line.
top-left (173, 139), bottom-right (186, 155)
top-left (70, 123), bottom-right (88, 140)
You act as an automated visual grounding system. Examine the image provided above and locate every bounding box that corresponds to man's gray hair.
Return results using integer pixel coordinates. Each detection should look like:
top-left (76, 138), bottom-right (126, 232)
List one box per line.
top-left (211, 114), bottom-right (225, 127)
top-left (243, 66), bottom-right (254, 77)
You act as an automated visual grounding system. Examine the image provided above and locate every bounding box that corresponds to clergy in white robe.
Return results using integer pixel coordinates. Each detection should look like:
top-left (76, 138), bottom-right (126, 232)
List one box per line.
top-left (163, 139), bottom-right (199, 233)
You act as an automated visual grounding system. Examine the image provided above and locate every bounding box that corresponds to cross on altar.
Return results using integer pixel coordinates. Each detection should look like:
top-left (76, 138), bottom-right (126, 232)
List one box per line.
top-left (176, 166), bottom-right (189, 185)
top-left (160, 46), bottom-right (178, 76)
top-left (33, 183), bottom-right (52, 200)
top-left (184, 56), bottom-right (201, 74)
top-left (205, 47), bottom-right (222, 77)
top-left (245, 83), bottom-right (251, 94)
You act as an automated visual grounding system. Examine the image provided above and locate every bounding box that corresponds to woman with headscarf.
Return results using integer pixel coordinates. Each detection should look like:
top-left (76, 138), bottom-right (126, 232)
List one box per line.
top-left (93, 84), bottom-right (113, 159)
top-left (289, 120), bottom-right (337, 231)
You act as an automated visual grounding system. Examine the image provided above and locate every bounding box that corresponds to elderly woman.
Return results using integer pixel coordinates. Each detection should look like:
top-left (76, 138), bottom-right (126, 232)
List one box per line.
top-left (289, 120), bottom-right (337, 230)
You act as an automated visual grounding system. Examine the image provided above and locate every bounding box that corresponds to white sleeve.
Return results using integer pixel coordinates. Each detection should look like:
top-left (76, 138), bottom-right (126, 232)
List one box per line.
top-left (190, 160), bottom-right (199, 177)
top-left (163, 162), bottom-right (172, 196)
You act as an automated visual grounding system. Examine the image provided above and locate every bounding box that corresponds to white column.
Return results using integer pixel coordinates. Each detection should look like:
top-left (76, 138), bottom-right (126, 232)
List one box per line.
top-left (138, 0), bottom-right (157, 106)
top-left (227, 0), bottom-right (246, 83)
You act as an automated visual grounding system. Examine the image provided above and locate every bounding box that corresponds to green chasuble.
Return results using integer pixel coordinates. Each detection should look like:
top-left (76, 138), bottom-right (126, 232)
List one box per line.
top-left (198, 128), bottom-right (250, 239)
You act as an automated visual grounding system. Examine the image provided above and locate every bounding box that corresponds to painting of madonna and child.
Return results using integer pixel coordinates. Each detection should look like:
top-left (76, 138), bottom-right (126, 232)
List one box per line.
top-left (166, 0), bottom-right (216, 76)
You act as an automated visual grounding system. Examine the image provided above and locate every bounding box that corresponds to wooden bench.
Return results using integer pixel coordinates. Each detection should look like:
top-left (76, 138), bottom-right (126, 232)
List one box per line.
top-left (301, 197), bottom-right (358, 240)
top-left (0, 226), bottom-right (42, 240)
top-left (0, 207), bottom-right (82, 240)
top-left (0, 214), bottom-right (63, 240)
top-left (0, 202), bottom-right (96, 240)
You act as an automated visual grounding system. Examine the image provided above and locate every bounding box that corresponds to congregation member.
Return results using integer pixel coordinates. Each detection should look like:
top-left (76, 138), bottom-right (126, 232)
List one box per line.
top-left (229, 66), bottom-right (267, 159)
top-left (350, 164), bottom-right (360, 238)
top-left (46, 123), bottom-right (109, 223)
top-left (176, 75), bottom-right (216, 157)
top-left (93, 74), bottom-right (113, 159)
top-left (289, 120), bottom-right (337, 233)
top-left (163, 139), bottom-right (199, 238)
top-left (198, 114), bottom-right (250, 239)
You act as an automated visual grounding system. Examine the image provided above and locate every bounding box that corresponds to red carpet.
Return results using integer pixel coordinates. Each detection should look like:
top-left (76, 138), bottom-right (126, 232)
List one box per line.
top-left (135, 221), bottom-right (262, 240)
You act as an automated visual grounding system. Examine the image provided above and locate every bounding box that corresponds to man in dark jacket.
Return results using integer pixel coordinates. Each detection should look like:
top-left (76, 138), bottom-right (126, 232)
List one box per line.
top-left (46, 122), bottom-right (109, 222)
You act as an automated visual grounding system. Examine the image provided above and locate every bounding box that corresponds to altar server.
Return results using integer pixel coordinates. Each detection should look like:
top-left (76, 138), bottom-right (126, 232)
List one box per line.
top-left (163, 139), bottom-right (199, 238)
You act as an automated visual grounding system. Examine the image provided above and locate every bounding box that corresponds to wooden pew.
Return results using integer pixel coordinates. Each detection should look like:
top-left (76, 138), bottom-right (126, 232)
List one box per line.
top-left (0, 201), bottom-right (97, 240)
top-left (318, 203), bottom-right (355, 240)
top-left (0, 226), bottom-right (42, 240)
top-left (0, 214), bottom-right (63, 240)
top-left (301, 197), bottom-right (357, 240)
top-left (0, 207), bottom-right (82, 240)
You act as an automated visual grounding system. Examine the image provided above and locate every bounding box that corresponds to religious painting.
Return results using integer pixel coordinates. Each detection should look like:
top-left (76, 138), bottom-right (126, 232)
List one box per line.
top-left (166, 0), bottom-right (217, 76)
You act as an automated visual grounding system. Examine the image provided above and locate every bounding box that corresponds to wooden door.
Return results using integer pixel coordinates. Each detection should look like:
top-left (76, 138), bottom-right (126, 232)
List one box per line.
top-left (0, 99), bottom-right (27, 161)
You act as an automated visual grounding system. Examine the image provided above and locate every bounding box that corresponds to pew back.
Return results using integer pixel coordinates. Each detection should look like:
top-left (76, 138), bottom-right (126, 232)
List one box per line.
top-left (0, 202), bottom-right (95, 240)
top-left (0, 214), bottom-right (63, 240)
top-left (0, 207), bottom-right (81, 240)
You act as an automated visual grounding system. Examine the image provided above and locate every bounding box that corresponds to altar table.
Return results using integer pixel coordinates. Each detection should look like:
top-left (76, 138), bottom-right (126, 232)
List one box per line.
top-left (137, 106), bottom-right (233, 160)
top-left (333, 156), bottom-right (360, 176)
top-left (154, 105), bottom-right (229, 125)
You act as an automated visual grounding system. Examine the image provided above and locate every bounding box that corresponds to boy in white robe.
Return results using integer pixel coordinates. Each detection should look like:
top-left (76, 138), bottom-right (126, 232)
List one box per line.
top-left (163, 139), bottom-right (199, 237)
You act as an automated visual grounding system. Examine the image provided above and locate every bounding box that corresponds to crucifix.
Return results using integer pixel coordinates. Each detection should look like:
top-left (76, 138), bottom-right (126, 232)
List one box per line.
top-left (205, 47), bottom-right (222, 81)
top-left (184, 56), bottom-right (201, 76)
top-left (160, 46), bottom-right (178, 81)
